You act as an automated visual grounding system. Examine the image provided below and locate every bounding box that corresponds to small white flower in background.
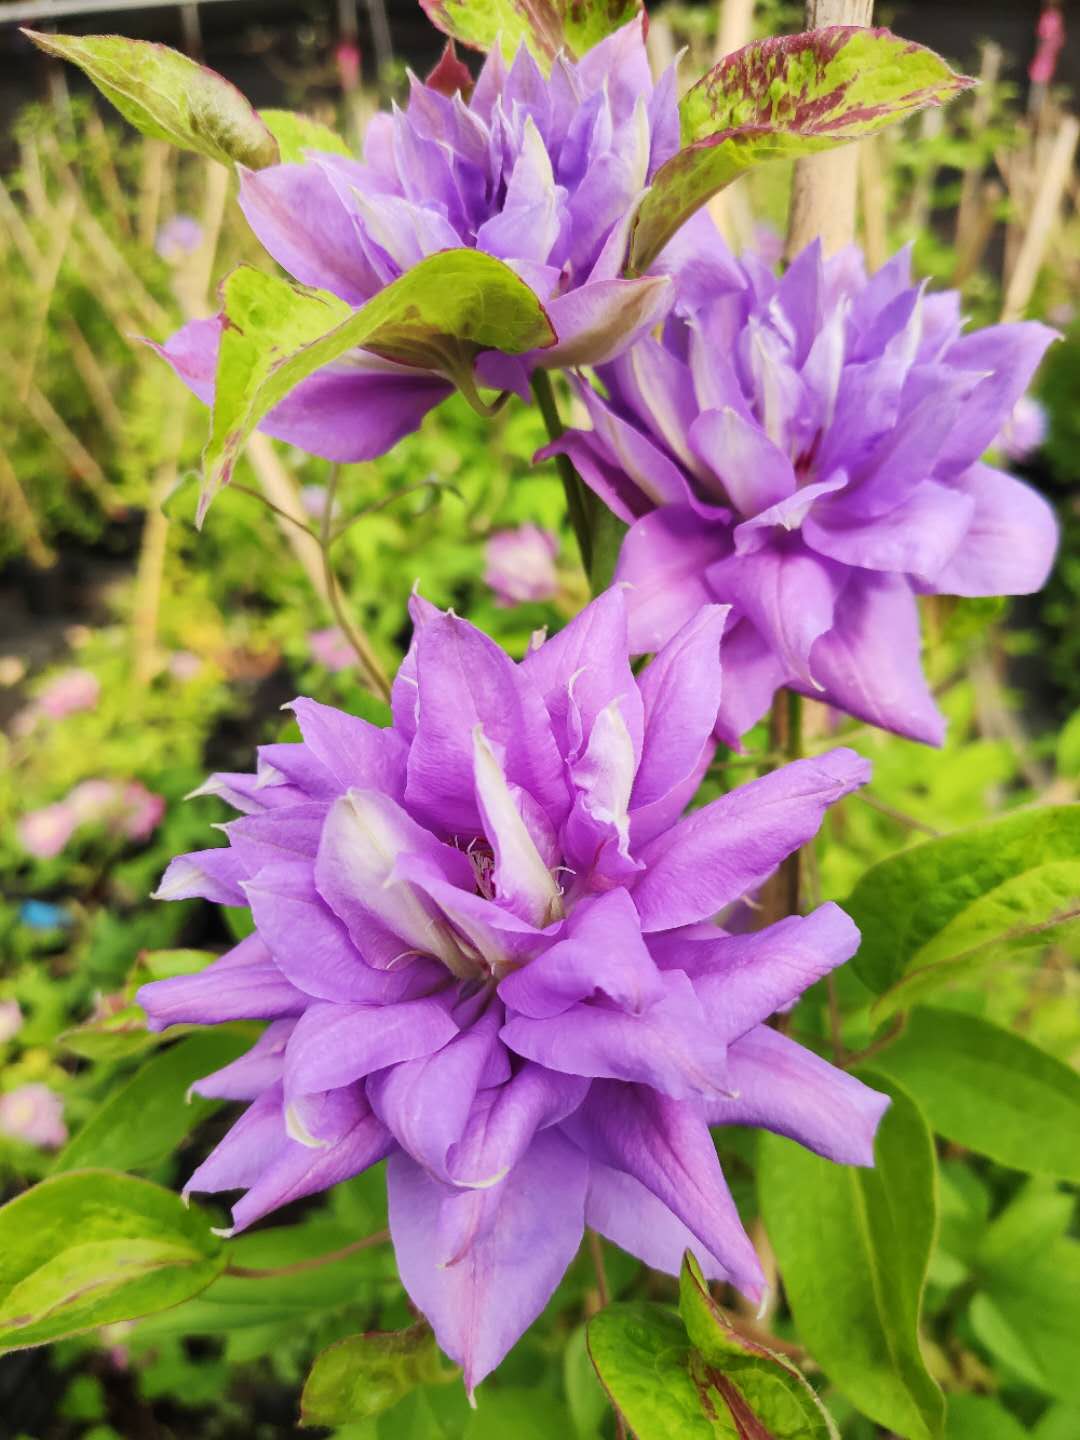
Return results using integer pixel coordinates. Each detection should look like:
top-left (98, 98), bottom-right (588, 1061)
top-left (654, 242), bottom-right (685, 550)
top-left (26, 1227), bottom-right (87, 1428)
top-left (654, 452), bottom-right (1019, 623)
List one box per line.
top-left (997, 395), bottom-right (1048, 462)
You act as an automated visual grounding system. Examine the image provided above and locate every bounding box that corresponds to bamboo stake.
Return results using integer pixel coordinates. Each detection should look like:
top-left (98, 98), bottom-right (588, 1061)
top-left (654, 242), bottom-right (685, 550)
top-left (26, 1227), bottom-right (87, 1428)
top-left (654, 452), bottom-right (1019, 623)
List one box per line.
top-left (951, 180), bottom-right (1003, 289)
top-left (858, 135), bottom-right (888, 272)
top-left (954, 42), bottom-right (1002, 254)
top-left (84, 104), bottom-right (132, 237)
top-left (0, 449), bottom-right (55, 570)
top-left (904, 107), bottom-right (945, 235)
top-left (0, 180), bottom-right (42, 275)
top-left (17, 190), bottom-right (77, 405)
top-left (137, 139), bottom-right (170, 251)
top-left (709, 0), bottom-right (757, 248)
top-left (61, 319), bottom-right (125, 438)
top-left (1001, 114), bottom-right (1079, 321)
top-left (786, 0), bottom-right (873, 261)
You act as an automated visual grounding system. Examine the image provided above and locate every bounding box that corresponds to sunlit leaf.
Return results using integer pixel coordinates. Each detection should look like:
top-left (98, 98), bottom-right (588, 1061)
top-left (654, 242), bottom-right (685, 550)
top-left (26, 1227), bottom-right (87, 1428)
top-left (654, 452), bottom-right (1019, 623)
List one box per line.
top-left (419, 0), bottom-right (643, 66)
top-left (23, 32), bottom-right (278, 168)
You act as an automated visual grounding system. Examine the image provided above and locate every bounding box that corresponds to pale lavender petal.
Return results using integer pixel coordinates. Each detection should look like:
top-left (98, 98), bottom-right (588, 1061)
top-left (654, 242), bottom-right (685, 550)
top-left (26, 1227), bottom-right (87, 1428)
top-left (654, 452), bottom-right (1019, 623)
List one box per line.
top-left (405, 613), bottom-right (570, 834)
top-left (936, 322), bottom-right (1058, 475)
top-left (632, 750), bottom-right (870, 932)
top-left (803, 479), bottom-right (975, 583)
top-left (153, 847), bottom-right (248, 904)
top-left (931, 463), bottom-right (1058, 597)
top-left (577, 1083), bottom-right (765, 1301)
top-left (691, 903), bottom-right (860, 1041)
top-left (237, 163), bottom-right (382, 303)
top-left (502, 970), bottom-right (729, 1101)
top-left (689, 407), bottom-right (796, 516)
top-left (498, 889), bottom-right (662, 1020)
top-left (473, 727), bottom-right (562, 927)
top-left (285, 699), bottom-right (407, 797)
top-left (192, 1020), bottom-right (295, 1100)
top-left (706, 1025), bottom-right (890, 1166)
top-left (586, 1160), bottom-right (732, 1282)
top-left (706, 542), bottom-right (842, 690)
top-left (711, 617), bottom-right (786, 750)
top-left (536, 276), bottom-right (673, 368)
top-left (138, 936), bottom-right (305, 1031)
top-left (806, 572), bottom-right (945, 745)
top-left (388, 1128), bottom-right (587, 1393)
top-left (614, 505), bottom-right (731, 654)
top-left (223, 802), bottom-right (327, 873)
top-left (283, 995), bottom-right (458, 1098)
top-left (446, 1062), bottom-right (588, 1189)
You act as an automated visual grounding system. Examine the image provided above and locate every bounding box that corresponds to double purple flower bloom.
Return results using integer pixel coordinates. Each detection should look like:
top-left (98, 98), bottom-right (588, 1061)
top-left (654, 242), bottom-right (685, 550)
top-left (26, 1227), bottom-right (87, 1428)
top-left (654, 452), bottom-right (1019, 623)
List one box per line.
top-left (549, 242), bottom-right (1058, 745)
top-left (156, 21), bottom-right (710, 463)
top-left (140, 590), bottom-right (883, 1390)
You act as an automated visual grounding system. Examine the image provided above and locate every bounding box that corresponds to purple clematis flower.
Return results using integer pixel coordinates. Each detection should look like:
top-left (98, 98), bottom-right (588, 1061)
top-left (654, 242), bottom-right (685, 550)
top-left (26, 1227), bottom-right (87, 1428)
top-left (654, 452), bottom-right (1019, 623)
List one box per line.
top-left (154, 20), bottom-right (700, 465)
top-left (138, 588), bottom-right (883, 1391)
top-left (545, 242), bottom-right (1059, 746)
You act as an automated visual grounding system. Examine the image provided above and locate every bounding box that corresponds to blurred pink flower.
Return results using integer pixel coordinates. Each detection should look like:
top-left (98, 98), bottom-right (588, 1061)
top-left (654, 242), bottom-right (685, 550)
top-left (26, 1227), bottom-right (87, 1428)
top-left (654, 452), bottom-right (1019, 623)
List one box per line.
top-left (17, 803), bottom-right (77, 859)
top-left (1030, 5), bottom-right (1065, 87)
top-left (19, 780), bottom-right (165, 857)
top-left (300, 484), bottom-right (330, 518)
top-left (156, 214), bottom-right (204, 261)
top-left (0, 1084), bottom-right (67, 1149)
top-left (309, 627), bottom-right (354, 672)
top-left (752, 224), bottom-right (785, 268)
top-left (484, 524), bottom-right (559, 607)
top-left (169, 651), bottom-right (203, 682)
top-left (0, 1001), bottom-right (23, 1043)
top-left (38, 668), bottom-right (100, 719)
top-left (336, 39), bottom-right (361, 92)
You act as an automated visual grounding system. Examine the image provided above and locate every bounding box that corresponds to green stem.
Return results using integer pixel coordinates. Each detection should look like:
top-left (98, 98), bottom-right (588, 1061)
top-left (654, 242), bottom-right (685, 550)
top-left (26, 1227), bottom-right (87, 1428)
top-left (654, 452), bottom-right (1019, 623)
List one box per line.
top-left (530, 368), bottom-right (594, 575)
top-left (320, 464), bottom-right (393, 704)
top-left (762, 690), bottom-right (804, 923)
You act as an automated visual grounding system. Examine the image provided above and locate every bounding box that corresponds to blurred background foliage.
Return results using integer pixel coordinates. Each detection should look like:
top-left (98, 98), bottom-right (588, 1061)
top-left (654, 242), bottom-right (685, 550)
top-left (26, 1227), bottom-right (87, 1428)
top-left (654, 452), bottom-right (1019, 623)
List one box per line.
top-left (0, 1), bottom-right (1078, 1437)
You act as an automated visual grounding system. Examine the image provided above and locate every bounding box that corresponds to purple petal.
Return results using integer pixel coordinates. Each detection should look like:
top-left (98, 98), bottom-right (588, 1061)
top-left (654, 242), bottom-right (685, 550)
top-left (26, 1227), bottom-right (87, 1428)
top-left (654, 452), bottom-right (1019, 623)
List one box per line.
top-left (707, 541), bottom-right (842, 690)
top-left (499, 889), bottom-right (662, 1021)
top-left (931, 463), bottom-right (1058, 597)
top-left (388, 1128), bottom-right (587, 1393)
top-left (520, 587), bottom-right (642, 763)
top-left (405, 613), bottom-right (570, 834)
top-left (577, 1082), bottom-right (764, 1301)
top-left (244, 861), bottom-right (443, 1001)
top-left (806, 572), bottom-right (945, 745)
top-left (183, 1085), bottom-right (287, 1200)
top-left (570, 381), bottom-right (692, 510)
top-left (731, 472), bottom-right (849, 555)
top-left (562, 700), bottom-right (641, 885)
top-left (632, 750), bottom-right (870, 932)
top-left (614, 505), bottom-right (732, 655)
top-left (474, 728), bottom-right (562, 928)
top-left (394, 856), bottom-right (546, 975)
top-left (283, 994), bottom-right (458, 1098)
top-left (803, 479), bottom-right (975, 582)
top-left (285, 699), bottom-right (407, 797)
top-left (707, 1025), bottom-right (890, 1166)
top-left (446, 1062), bottom-right (589, 1189)
top-left (691, 903), bottom-right (860, 1041)
top-left (536, 277), bottom-right (673, 368)
top-left (314, 791), bottom-right (475, 970)
top-left (223, 802), bottom-right (328, 873)
top-left (937, 322), bottom-right (1058, 476)
top-left (368, 1000), bottom-right (505, 1179)
top-left (689, 407), bottom-right (796, 516)
top-left (502, 969), bottom-right (729, 1101)
top-left (710, 617), bottom-right (786, 750)
top-left (586, 1161), bottom-right (732, 1281)
top-left (192, 1019), bottom-right (294, 1100)
top-left (632, 605), bottom-right (726, 821)
top-left (153, 847), bottom-right (248, 905)
top-left (237, 163), bottom-right (382, 304)
top-left (229, 1090), bottom-right (392, 1233)
top-left (138, 935), bottom-right (305, 1031)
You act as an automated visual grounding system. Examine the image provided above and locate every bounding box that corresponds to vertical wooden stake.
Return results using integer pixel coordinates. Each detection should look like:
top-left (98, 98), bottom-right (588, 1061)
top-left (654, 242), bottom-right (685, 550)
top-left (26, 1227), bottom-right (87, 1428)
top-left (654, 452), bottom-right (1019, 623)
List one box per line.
top-left (785, 0), bottom-right (874, 261)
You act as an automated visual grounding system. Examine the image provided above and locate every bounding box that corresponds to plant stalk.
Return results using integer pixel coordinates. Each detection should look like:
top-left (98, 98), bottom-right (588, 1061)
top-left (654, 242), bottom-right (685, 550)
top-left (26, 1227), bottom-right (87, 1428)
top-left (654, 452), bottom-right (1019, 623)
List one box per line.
top-left (530, 368), bottom-right (594, 576)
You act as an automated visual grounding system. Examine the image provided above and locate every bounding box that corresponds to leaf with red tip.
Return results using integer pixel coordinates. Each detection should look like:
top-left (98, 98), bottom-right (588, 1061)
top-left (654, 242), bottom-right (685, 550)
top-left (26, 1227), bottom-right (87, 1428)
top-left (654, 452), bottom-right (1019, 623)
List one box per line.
top-left (629, 25), bottom-right (973, 272)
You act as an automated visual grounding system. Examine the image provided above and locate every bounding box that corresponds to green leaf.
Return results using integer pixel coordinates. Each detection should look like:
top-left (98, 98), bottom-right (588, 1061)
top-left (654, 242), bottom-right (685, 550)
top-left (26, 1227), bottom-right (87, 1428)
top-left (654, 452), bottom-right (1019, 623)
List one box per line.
top-left (629, 27), bottom-right (972, 273)
top-left (1033, 1405), bottom-right (1080, 1440)
top-left (202, 253), bottom-right (555, 523)
top-left (970, 1239), bottom-right (1080, 1404)
top-left (758, 1074), bottom-right (944, 1440)
top-left (946, 1395), bottom-right (1027, 1440)
top-left (300, 1322), bottom-right (445, 1427)
top-left (564, 1323), bottom-right (607, 1439)
top-left (587, 1302), bottom-right (729, 1438)
top-left (678, 1253), bottom-right (839, 1439)
top-left (0, 1170), bottom-right (225, 1350)
top-left (59, 949), bottom-right (217, 1060)
top-left (22, 32), bottom-right (278, 169)
top-left (846, 806), bottom-right (1080, 1019)
top-left (873, 1008), bottom-right (1080, 1181)
top-left (260, 109), bottom-right (351, 162)
top-left (54, 1028), bottom-right (254, 1174)
top-left (464, 1389), bottom-right (574, 1439)
top-left (419, 0), bottom-right (643, 67)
